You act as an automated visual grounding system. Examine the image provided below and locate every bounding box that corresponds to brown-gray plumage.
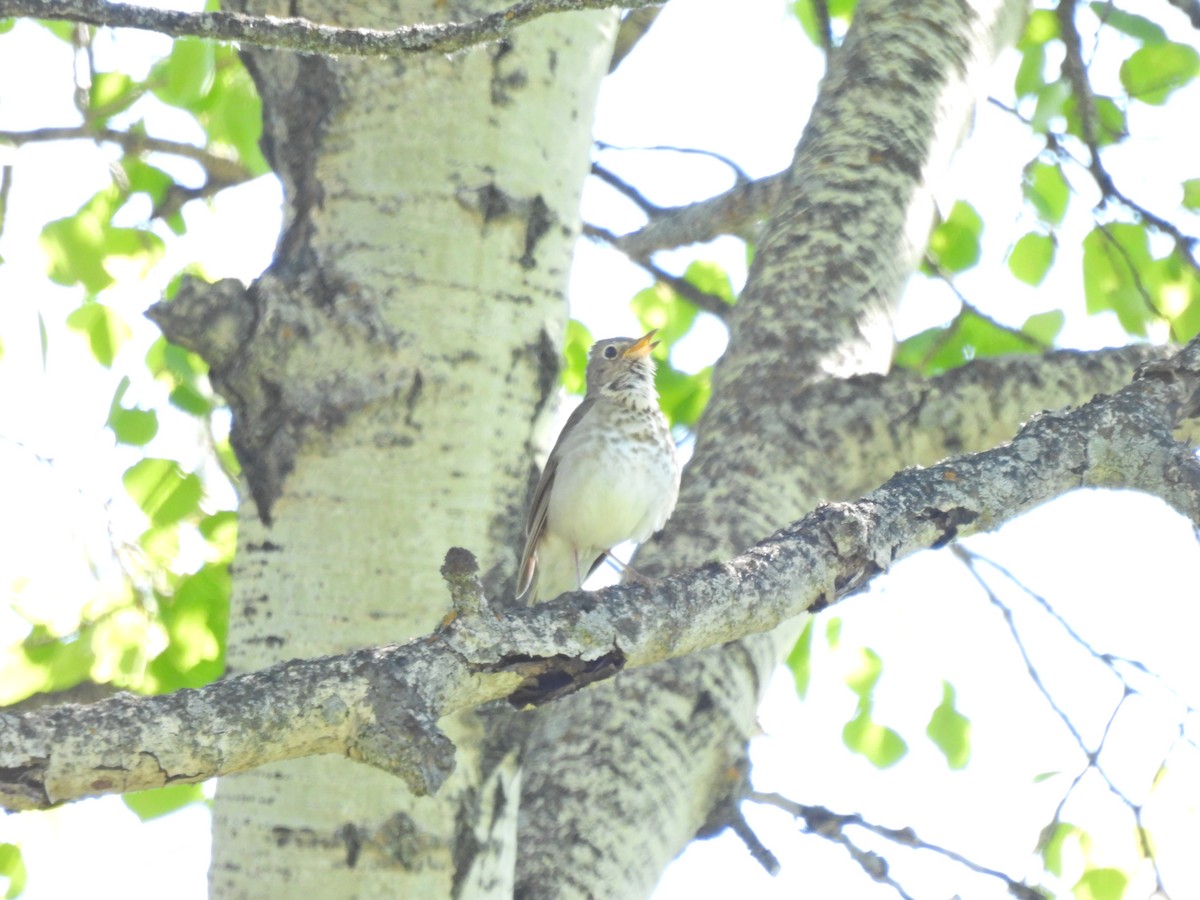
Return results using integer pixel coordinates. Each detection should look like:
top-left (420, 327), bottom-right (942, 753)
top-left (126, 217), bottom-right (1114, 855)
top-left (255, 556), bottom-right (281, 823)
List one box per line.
top-left (516, 330), bottom-right (681, 604)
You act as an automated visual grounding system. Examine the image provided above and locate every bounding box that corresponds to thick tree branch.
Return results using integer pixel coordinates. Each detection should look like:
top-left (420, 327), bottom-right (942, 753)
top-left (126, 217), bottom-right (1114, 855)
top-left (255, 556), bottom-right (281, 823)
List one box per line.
top-left (0, 0), bottom-right (660, 56)
top-left (608, 170), bottom-right (788, 256)
top-left (4, 336), bottom-right (1200, 813)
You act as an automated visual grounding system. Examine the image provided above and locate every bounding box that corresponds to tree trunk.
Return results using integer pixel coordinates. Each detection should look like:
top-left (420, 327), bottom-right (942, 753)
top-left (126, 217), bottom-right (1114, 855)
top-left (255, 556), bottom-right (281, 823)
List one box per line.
top-left (206, 2), bottom-right (617, 896)
top-left (517, 0), bottom-right (1027, 895)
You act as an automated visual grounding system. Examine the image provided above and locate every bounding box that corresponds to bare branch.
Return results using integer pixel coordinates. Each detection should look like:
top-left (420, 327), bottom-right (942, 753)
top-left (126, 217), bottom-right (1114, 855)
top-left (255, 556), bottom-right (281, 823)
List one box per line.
top-left (954, 546), bottom-right (1194, 898)
top-left (1056, 1), bottom-right (1200, 274)
top-left (0, 0), bottom-right (661, 57)
top-left (1164, 0), bottom-right (1200, 30)
top-left (0, 125), bottom-right (251, 184)
top-left (611, 171), bottom-right (787, 257)
top-left (608, 6), bottom-right (662, 72)
top-left (583, 223), bottom-right (732, 318)
top-left (4, 336), bottom-right (1200, 811)
top-left (750, 794), bottom-right (1047, 899)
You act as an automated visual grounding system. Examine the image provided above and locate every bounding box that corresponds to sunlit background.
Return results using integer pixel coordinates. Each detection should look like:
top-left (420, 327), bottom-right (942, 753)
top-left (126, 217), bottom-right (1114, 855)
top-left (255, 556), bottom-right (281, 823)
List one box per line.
top-left (1, 1), bottom-right (1198, 897)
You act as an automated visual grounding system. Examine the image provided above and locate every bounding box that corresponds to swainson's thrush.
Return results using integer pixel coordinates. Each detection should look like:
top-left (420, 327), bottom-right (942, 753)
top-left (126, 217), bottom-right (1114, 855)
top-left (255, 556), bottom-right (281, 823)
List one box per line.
top-left (516, 330), bottom-right (681, 604)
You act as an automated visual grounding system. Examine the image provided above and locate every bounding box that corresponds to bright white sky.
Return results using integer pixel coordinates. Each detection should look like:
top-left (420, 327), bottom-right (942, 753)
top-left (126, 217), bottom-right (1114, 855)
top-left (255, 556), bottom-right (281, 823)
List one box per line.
top-left (1, 1), bottom-right (1199, 898)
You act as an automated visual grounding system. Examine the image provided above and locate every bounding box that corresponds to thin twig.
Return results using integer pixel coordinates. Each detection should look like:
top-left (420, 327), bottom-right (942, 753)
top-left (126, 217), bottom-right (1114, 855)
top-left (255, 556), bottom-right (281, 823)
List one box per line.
top-left (749, 793), bottom-right (1045, 900)
top-left (596, 140), bottom-right (753, 185)
top-left (583, 223), bottom-right (732, 318)
top-left (1, 126), bottom-right (251, 184)
top-left (591, 162), bottom-right (665, 216)
top-left (954, 546), bottom-right (1184, 898)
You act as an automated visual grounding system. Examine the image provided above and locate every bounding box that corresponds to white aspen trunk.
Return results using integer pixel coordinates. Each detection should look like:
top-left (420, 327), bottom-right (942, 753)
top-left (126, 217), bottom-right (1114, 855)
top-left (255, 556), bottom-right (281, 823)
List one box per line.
top-left (201, 2), bottom-right (619, 896)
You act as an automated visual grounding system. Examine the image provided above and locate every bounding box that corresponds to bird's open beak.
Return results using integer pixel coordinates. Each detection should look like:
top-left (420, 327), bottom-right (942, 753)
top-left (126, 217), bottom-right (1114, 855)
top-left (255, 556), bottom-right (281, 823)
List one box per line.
top-left (625, 329), bottom-right (659, 359)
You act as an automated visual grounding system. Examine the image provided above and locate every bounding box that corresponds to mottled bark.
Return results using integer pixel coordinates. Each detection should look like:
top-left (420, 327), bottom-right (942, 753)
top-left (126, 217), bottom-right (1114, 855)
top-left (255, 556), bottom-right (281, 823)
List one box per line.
top-left (155, 1), bottom-right (619, 896)
top-left (517, 1), bottom-right (1029, 895)
top-left (6, 338), bottom-right (1199, 816)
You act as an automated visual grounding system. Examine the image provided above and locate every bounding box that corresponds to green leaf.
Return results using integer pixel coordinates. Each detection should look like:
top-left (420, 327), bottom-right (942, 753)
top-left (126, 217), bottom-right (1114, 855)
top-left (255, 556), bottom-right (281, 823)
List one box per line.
top-left (122, 157), bottom-right (175, 211)
top-left (786, 619), bottom-right (814, 699)
top-left (108, 403), bottom-right (159, 446)
top-left (66, 303), bottom-right (132, 368)
top-left (0, 843), bottom-right (27, 899)
top-left (1014, 42), bottom-right (1046, 98)
top-left (152, 38), bottom-right (216, 108)
top-left (37, 310), bottom-right (48, 372)
top-left (1031, 78), bottom-right (1071, 133)
top-left (1082, 224), bottom-right (1154, 335)
top-left (194, 46), bottom-right (270, 177)
top-left (1182, 178), bottom-right (1200, 211)
top-left (199, 510), bottom-right (238, 561)
top-left (147, 564), bottom-right (229, 690)
top-left (844, 646), bottom-right (882, 697)
top-left (1041, 822), bottom-right (1085, 876)
top-left (36, 20), bottom-right (76, 41)
top-left (1152, 247), bottom-right (1200, 341)
top-left (123, 458), bottom-right (204, 527)
top-left (683, 259), bottom-right (736, 306)
top-left (1022, 310), bottom-right (1064, 345)
top-left (146, 337), bottom-right (214, 414)
top-left (895, 310), bottom-right (1039, 375)
top-left (170, 384), bottom-right (213, 416)
top-left (89, 71), bottom-right (139, 121)
top-left (561, 319), bottom-right (593, 394)
top-left (123, 783), bottom-right (206, 821)
top-left (926, 201), bottom-right (982, 273)
top-left (1021, 8), bottom-right (1059, 45)
top-left (925, 681), bottom-right (971, 769)
top-left (1120, 42), bottom-right (1200, 105)
top-left (5, 625), bottom-right (95, 706)
top-left (790, 0), bottom-right (859, 48)
top-left (1074, 867), bottom-right (1129, 900)
top-left (1064, 94), bottom-right (1128, 146)
top-left (1008, 232), bottom-right (1055, 285)
top-left (825, 616), bottom-right (842, 648)
top-left (656, 363), bottom-right (710, 429)
top-left (631, 282), bottom-right (699, 349)
top-left (843, 708), bottom-right (908, 769)
top-left (1091, 3), bottom-right (1166, 43)
top-left (107, 377), bottom-right (159, 446)
top-left (40, 187), bottom-right (165, 292)
top-left (1023, 161), bottom-right (1070, 225)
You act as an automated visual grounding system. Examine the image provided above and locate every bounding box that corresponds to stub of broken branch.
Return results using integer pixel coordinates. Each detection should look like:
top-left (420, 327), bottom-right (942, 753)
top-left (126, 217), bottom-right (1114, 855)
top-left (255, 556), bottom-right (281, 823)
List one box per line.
top-left (3, 337), bottom-right (1200, 811)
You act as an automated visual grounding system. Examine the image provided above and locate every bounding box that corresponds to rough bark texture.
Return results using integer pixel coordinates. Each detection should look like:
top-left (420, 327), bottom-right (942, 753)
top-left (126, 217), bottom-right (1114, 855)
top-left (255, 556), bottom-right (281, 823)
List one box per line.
top-left (150, 1), bottom-right (618, 896)
top-left (517, 1), bottom-right (1029, 895)
top-left (6, 339), bottom-right (1199, 815)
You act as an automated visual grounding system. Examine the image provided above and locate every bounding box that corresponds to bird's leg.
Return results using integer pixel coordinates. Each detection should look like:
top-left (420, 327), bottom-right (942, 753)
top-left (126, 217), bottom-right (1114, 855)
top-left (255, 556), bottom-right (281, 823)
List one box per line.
top-left (602, 552), bottom-right (658, 587)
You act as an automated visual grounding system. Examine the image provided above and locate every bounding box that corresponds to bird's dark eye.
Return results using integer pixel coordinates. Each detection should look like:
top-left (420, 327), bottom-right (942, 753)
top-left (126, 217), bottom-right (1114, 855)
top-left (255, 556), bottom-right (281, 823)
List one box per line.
top-left (603, 345), bottom-right (619, 359)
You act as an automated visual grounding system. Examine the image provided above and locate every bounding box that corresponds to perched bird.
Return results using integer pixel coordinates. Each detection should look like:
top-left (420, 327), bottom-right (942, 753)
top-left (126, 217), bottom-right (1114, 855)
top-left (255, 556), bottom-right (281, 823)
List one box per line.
top-left (516, 330), bottom-right (681, 604)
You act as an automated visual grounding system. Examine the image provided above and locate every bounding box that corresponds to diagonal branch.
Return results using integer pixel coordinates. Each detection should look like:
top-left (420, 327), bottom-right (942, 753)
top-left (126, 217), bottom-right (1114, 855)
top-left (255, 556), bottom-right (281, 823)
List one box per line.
top-left (0, 0), bottom-right (660, 57)
top-left (4, 335), bottom-right (1200, 812)
top-left (0, 125), bottom-right (251, 184)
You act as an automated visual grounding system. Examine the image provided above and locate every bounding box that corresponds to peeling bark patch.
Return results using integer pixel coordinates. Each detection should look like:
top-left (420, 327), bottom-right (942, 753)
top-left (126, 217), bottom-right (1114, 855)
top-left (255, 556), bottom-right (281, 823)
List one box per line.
top-left (337, 822), bottom-right (363, 868)
top-left (922, 505), bottom-right (979, 547)
top-left (245, 540), bottom-right (283, 553)
top-left (520, 195), bottom-right (553, 270)
top-left (450, 787), bottom-right (482, 899)
top-left (489, 40), bottom-right (528, 106)
top-left (502, 651), bottom-right (627, 707)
